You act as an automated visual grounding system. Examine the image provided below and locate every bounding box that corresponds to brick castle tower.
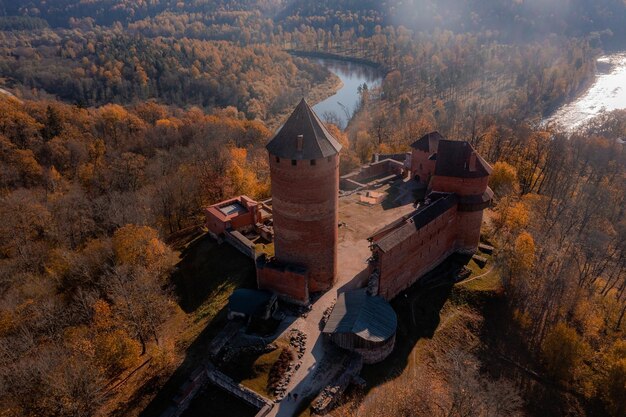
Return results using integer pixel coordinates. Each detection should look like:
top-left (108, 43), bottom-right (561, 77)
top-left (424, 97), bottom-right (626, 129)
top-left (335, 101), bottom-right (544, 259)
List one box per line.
top-left (427, 139), bottom-right (492, 253)
top-left (257, 99), bottom-right (342, 304)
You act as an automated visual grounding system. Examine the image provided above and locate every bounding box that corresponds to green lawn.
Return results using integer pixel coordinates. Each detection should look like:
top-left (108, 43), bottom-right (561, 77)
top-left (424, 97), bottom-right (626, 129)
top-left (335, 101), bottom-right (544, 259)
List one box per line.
top-left (239, 338), bottom-right (289, 398)
top-left (458, 252), bottom-right (503, 293)
top-left (459, 266), bottom-right (502, 292)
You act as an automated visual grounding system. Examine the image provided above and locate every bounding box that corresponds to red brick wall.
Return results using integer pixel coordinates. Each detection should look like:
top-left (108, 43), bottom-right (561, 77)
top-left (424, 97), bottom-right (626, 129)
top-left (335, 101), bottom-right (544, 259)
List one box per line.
top-left (374, 205), bottom-right (458, 300)
top-left (269, 153), bottom-right (339, 293)
top-left (456, 210), bottom-right (483, 253)
top-left (230, 210), bottom-right (256, 231)
top-left (257, 265), bottom-right (309, 305)
top-left (410, 150), bottom-right (436, 184)
top-left (431, 175), bottom-right (487, 253)
top-left (205, 210), bottom-right (228, 235)
top-left (431, 175), bottom-right (489, 196)
top-left (205, 199), bottom-right (259, 236)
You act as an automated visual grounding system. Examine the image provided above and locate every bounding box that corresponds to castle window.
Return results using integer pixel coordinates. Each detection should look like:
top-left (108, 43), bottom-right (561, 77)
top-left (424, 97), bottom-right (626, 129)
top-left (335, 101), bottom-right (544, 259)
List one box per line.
top-left (310, 159), bottom-right (316, 166)
top-left (276, 156), bottom-right (280, 163)
top-left (291, 159), bottom-right (297, 166)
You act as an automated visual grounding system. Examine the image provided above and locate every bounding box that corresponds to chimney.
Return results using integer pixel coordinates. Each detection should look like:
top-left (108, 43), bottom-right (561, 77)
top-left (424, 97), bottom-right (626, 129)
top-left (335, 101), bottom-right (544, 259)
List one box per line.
top-left (296, 134), bottom-right (303, 151)
top-left (469, 151), bottom-right (477, 172)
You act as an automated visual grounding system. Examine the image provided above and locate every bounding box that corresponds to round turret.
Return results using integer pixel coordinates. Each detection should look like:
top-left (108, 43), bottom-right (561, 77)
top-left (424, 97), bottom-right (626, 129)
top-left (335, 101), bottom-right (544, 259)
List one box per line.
top-left (429, 140), bottom-right (493, 253)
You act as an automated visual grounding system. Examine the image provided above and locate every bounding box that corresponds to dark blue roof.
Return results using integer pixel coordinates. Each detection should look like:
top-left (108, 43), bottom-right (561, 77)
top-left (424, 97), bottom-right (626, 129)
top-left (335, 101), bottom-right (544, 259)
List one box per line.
top-left (410, 131), bottom-right (444, 152)
top-left (228, 289), bottom-right (274, 316)
top-left (435, 140), bottom-right (492, 178)
top-left (323, 289), bottom-right (397, 343)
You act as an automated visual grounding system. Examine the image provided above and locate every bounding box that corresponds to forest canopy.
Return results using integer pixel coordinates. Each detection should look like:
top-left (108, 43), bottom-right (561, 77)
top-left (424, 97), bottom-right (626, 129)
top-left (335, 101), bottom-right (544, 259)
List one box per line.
top-left (1, 1), bottom-right (626, 417)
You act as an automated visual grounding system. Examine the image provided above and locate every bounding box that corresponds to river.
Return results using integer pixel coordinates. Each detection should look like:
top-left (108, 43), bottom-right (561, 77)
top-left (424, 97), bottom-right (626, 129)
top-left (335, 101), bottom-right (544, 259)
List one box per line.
top-left (546, 52), bottom-right (626, 130)
top-left (313, 52), bottom-right (626, 132)
top-left (312, 58), bottom-right (384, 129)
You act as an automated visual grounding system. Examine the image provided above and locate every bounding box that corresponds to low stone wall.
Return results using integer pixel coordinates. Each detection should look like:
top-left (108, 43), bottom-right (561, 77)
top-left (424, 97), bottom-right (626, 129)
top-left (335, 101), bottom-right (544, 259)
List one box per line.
top-left (159, 366), bottom-right (208, 417)
top-left (208, 320), bottom-right (243, 359)
top-left (158, 321), bottom-right (272, 417)
top-left (340, 159), bottom-right (403, 191)
top-left (340, 177), bottom-right (365, 191)
top-left (225, 230), bottom-right (256, 258)
top-left (206, 364), bottom-right (272, 410)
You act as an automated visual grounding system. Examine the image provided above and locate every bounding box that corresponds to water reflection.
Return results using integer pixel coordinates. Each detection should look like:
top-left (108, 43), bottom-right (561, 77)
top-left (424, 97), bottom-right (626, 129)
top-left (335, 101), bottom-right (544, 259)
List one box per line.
top-left (546, 52), bottom-right (626, 131)
top-left (312, 59), bottom-right (384, 129)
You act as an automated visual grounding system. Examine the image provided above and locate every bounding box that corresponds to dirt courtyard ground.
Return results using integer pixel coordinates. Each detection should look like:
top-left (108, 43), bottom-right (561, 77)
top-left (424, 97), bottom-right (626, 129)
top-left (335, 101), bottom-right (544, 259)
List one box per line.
top-left (336, 180), bottom-right (418, 288)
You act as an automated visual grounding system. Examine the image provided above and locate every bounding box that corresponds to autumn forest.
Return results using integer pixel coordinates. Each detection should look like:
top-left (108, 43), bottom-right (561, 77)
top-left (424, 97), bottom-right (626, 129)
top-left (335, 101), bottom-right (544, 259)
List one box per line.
top-left (0, 1), bottom-right (626, 417)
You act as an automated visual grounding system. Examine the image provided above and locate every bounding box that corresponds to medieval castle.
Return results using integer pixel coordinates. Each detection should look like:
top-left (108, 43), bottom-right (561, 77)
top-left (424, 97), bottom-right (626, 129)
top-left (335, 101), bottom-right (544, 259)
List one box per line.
top-left (206, 99), bottom-right (492, 363)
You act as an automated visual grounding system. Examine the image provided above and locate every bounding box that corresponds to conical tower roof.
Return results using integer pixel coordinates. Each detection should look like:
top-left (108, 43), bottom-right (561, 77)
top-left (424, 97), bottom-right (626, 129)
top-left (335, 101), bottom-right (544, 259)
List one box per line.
top-left (266, 98), bottom-right (342, 160)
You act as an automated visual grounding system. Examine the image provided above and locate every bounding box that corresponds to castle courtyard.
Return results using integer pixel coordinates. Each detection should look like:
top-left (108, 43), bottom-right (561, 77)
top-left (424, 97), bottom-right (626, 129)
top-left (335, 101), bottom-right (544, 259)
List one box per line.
top-left (265, 180), bottom-right (418, 417)
top-left (336, 181), bottom-right (419, 290)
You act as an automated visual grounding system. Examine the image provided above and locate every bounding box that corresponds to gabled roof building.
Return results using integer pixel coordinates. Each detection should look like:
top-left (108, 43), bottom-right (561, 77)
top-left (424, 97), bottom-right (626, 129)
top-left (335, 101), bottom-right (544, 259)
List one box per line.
top-left (369, 132), bottom-right (493, 300)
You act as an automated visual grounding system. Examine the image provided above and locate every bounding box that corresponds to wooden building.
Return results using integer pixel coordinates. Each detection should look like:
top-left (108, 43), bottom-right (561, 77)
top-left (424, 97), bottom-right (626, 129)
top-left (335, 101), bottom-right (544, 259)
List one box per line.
top-left (323, 289), bottom-right (397, 364)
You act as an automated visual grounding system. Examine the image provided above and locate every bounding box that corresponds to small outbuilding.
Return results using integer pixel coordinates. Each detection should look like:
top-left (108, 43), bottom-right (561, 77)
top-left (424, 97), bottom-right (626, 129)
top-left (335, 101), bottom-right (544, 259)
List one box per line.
top-left (322, 289), bottom-right (397, 364)
top-left (205, 195), bottom-right (260, 238)
top-left (227, 289), bottom-right (278, 322)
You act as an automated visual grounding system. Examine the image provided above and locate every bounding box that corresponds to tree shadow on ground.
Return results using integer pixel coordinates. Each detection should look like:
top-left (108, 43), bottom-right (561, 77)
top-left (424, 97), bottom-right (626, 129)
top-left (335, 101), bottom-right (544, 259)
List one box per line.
top-left (172, 233), bottom-right (256, 313)
top-left (476, 279), bottom-right (606, 417)
top-left (135, 233), bottom-right (258, 417)
top-left (137, 306), bottom-right (249, 417)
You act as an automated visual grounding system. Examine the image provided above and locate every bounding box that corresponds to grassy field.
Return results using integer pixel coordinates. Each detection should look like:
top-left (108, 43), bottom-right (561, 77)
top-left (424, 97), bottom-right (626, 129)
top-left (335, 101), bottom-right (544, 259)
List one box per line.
top-left (458, 252), bottom-right (503, 293)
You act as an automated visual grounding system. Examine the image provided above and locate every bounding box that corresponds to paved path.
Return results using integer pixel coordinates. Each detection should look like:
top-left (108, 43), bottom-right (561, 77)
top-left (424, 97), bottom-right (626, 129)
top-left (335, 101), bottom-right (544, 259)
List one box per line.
top-left (267, 188), bottom-right (415, 417)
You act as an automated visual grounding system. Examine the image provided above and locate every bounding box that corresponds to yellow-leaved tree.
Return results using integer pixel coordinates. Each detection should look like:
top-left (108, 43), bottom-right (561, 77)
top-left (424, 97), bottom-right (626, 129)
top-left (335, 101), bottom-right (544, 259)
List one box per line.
top-left (112, 224), bottom-right (175, 273)
top-left (493, 197), bottom-right (530, 233)
top-left (110, 225), bottom-right (176, 354)
top-left (541, 322), bottom-right (590, 383)
top-left (512, 231), bottom-right (535, 276)
top-left (489, 161), bottom-right (519, 197)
